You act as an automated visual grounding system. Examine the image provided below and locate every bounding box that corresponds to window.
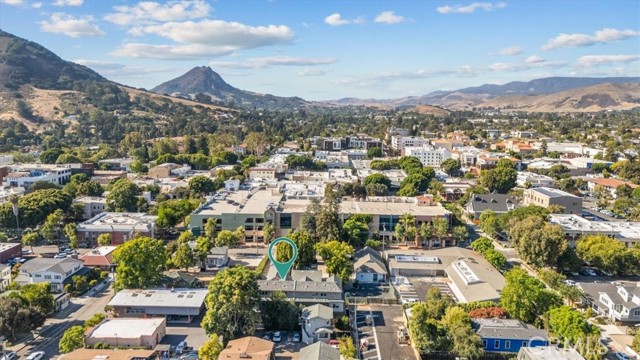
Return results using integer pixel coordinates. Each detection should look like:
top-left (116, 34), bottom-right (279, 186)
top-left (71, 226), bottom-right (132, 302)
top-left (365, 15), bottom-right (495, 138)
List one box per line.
top-left (482, 341), bottom-right (487, 348)
top-left (522, 341), bottom-right (528, 347)
top-left (494, 340), bottom-right (500, 349)
top-left (505, 340), bottom-right (510, 349)
top-left (280, 213), bottom-right (292, 229)
top-left (44, 275), bottom-right (52, 280)
top-left (634, 309), bottom-right (640, 316)
top-left (54, 275), bottom-right (61, 280)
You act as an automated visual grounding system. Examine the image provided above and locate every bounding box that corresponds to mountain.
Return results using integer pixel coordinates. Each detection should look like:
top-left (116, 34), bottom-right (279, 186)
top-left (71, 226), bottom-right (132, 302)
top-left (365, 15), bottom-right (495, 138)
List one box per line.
top-left (0, 30), bottom-right (106, 90)
top-left (151, 66), bottom-right (310, 110)
top-left (328, 77), bottom-right (640, 112)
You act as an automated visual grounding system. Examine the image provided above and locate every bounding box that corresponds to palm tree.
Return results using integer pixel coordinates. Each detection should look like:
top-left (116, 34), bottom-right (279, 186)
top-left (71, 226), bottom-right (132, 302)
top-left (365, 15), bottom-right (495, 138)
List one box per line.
top-left (420, 222), bottom-right (432, 249)
top-left (8, 194), bottom-right (19, 232)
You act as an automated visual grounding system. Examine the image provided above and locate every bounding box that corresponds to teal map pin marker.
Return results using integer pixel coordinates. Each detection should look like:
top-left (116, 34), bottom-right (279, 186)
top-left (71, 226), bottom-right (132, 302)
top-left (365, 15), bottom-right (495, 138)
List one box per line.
top-left (268, 237), bottom-right (298, 281)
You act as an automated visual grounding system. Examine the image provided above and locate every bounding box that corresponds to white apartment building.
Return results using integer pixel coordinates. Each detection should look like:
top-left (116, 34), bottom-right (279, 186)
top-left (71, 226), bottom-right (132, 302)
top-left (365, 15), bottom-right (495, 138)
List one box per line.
top-left (73, 196), bottom-right (107, 220)
top-left (15, 257), bottom-right (84, 292)
top-left (404, 146), bottom-right (452, 167)
top-left (392, 136), bottom-right (428, 154)
top-left (2, 164), bottom-right (72, 189)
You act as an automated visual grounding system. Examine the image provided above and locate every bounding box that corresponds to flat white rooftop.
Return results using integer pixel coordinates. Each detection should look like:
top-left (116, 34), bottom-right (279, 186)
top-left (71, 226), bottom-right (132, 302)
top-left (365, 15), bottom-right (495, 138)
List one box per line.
top-left (89, 318), bottom-right (164, 339)
top-left (108, 288), bottom-right (208, 309)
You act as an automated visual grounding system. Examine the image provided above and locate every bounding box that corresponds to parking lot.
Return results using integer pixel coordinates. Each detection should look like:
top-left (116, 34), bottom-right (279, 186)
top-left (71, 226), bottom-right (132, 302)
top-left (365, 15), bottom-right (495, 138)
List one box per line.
top-left (413, 279), bottom-right (456, 301)
top-left (256, 330), bottom-right (306, 358)
top-left (359, 305), bottom-right (415, 360)
top-left (159, 314), bottom-right (208, 356)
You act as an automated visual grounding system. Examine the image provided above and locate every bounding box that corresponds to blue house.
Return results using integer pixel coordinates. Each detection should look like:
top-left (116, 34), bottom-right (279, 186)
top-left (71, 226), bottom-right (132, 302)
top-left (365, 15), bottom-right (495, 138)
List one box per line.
top-left (473, 318), bottom-right (549, 353)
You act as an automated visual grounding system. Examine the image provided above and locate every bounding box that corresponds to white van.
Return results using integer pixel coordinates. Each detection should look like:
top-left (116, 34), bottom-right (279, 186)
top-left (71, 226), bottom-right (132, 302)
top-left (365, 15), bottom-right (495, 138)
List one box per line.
top-left (175, 341), bottom-right (187, 355)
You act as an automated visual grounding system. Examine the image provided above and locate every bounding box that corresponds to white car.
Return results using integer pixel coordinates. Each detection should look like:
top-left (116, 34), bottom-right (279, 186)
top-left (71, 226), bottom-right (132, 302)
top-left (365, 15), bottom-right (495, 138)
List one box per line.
top-left (54, 253), bottom-right (67, 259)
top-left (272, 331), bottom-right (282, 342)
top-left (564, 280), bottom-right (576, 286)
top-left (1, 352), bottom-right (17, 360)
top-left (615, 352), bottom-right (631, 360)
top-left (585, 269), bottom-right (597, 277)
top-left (175, 341), bottom-right (187, 355)
top-left (25, 351), bottom-right (45, 360)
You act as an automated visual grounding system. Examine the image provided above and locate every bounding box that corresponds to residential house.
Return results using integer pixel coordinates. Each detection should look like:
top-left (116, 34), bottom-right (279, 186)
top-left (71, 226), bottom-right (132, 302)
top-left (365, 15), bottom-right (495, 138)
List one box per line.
top-left (0, 264), bottom-right (10, 291)
top-left (0, 243), bottom-right (21, 263)
top-left (301, 304), bottom-right (334, 345)
top-left (76, 212), bottom-right (158, 246)
top-left (465, 193), bottom-right (518, 220)
top-left (259, 270), bottom-right (344, 313)
top-left (73, 196), bottom-right (107, 220)
top-left (187, 243), bottom-right (228, 270)
top-left (586, 178), bottom-right (639, 198)
top-left (517, 347), bottom-right (585, 360)
top-left (85, 318), bottom-right (166, 349)
top-left (578, 281), bottom-right (640, 324)
top-left (108, 288), bottom-right (207, 323)
top-left (473, 318), bottom-right (548, 353)
top-left (79, 246), bottom-right (117, 271)
top-left (353, 247), bottom-right (387, 284)
top-left (298, 342), bottom-right (340, 360)
top-left (218, 336), bottom-right (275, 360)
top-left (441, 182), bottom-right (472, 202)
top-left (523, 187), bottom-right (582, 215)
top-left (15, 257), bottom-right (84, 292)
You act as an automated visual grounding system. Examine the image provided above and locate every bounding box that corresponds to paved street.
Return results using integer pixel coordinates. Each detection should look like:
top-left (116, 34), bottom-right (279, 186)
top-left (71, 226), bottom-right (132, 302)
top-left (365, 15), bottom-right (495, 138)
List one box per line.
top-left (11, 279), bottom-right (114, 359)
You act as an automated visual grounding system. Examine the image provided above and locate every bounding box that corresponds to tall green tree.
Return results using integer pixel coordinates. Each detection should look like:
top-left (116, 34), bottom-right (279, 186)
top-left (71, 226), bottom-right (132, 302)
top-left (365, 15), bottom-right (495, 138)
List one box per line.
top-left (97, 233), bottom-right (112, 246)
top-left (21, 231), bottom-right (39, 252)
top-left (408, 302), bottom-right (447, 354)
top-left (481, 166), bottom-right (517, 193)
top-left (509, 216), bottom-right (567, 268)
top-left (275, 229), bottom-right (315, 268)
top-left (173, 231), bottom-right (196, 271)
top-left (189, 176), bottom-right (216, 196)
top-left (112, 236), bottom-right (168, 290)
top-left (342, 216), bottom-right (370, 247)
top-left (41, 209), bottom-right (65, 248)
top-left (441, 306), bottom-right (484, 359)
top-left (259, 291), bottom-right (299, 331)
top-left (215, 230), bottom-right (239, 247)
top-left (440, 159), bottom-right (462, 177)
top-left (501, 268), bottom-right (562, 324)
top-left (317, 184), bottom-right (342, 242)
top-left (199, 334), bottom-right (224, 360)
top-left (59, 325), bottom-right (85, 353)
top-left (201, 267), bottom-right (260, 341)
top-left (316, 240), bottom-right (354, 282)
top-left (106, 179), bottom-right (141, 212)
top-left (64, 223), bottom-right (78, 249)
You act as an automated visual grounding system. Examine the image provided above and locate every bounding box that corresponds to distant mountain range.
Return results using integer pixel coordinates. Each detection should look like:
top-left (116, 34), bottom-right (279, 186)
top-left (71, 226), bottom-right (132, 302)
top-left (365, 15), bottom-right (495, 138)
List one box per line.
top-left (151, 66), bottom-right (310, 111)
top-left (328, 77), bottom-right (640, 112)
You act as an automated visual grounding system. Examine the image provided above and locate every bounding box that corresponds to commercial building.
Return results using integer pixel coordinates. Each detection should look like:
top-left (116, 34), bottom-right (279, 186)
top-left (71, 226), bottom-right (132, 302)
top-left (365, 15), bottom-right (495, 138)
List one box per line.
top-left (73, 196), bottom-right (107, 220)
top-left (549, 214), bottom-right (640, 248)
top-left (404, 146), bottom-right (452, 167)
top-left (148, 163), bottom-right (191, 179)
top-left (218, 337), bottom-right (275, 360)
top-left (0, 242), bottom-right (21, 263)
top-left (259, 270), bottom-right (344, 313)
top-left (2, 164), bottom-right (72, 189)
top-left (473, 318), bottom-right (548, 353)
top-left (517, 346), bottom-right (585, 360)
top-left (386, 247), bottom-right (506, 303)
top-left (15, 257), bottom-right (84, 293)
top-left (249, 167), bottom-right (278, 180)
top-left (77, 212), bottom-right (158, 245)
top-left (516, 172), bottom-right (555, 188)
top-left (391, 136), bottom-right (428, 154)
top-left (79, 246), bottom-right (117, 270)
top-left (523, 187), bottom-right (582, 215)
top-left (108, 288), bottom-right (208, 323)
top-left (57, 349), bottom-right (156, 360)
top-left (85, 318), bottom-right (166, 349)
top-left (431, 139), bottom-right (463, 151)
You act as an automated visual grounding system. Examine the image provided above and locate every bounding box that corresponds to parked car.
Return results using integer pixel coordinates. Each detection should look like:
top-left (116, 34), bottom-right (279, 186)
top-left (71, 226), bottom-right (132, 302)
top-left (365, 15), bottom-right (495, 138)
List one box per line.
top-left (21, 249), bottom-right (32, 255)
top-left (25, 351), bottom-right (45, 360)
top-left (54, 253), bottom-right (67, 259)
top-left (328, 339), bottom-right (339, 349)
top-left (292, 332), bottom-right (301, 343)
top-left (615, 352), bottom-right (631, 360)
top-left (262, 333), bottom-right (271, 341)
top-left (585, 269), bottom-right (597, 277)
top-left (564, 280), bottom-right (576, 286)
top-left (601, 270), bottom-right (614, 277)
top-left (0, 352), bottom-right (17, 360)
top-left (272, 331), bottom-right (282, 342)
top-left (176, 341), bottom-right (187, 355)
top-left (64, 248), bottom-right (76, 254)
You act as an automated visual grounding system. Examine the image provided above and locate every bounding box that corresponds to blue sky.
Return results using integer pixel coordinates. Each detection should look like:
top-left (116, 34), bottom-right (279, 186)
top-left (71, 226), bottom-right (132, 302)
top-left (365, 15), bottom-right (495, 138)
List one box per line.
top-left (0, 0), bottom-right (639, 100)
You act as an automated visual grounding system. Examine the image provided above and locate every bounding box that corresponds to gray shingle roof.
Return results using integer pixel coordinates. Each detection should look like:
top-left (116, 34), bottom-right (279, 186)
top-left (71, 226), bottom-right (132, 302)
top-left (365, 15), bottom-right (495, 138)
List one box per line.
top-left (19, 257), bottom-right (83, 275)
top-left (473, 318), bottom-right (548, 340)
top-left (467, 193), bottom-right (518, 214)
top-left (353, 247), bottom-right (387, 275)
top-left (298, 342), bottom-right (340, 360)
top-left (302, 304), bottom-right (333, 320)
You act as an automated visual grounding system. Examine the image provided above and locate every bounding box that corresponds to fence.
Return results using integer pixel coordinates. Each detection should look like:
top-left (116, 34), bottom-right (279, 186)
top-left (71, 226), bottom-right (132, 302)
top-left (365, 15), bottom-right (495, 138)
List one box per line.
top-left (347, 296), bottom-right (399, 305)
top-left (420, 352), bottom-right (513, 360)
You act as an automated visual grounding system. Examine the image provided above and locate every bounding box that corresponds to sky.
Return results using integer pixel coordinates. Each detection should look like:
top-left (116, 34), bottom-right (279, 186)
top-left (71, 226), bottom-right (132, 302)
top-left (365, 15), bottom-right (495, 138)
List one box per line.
top-left (0, 0), bottom-right (639, 101)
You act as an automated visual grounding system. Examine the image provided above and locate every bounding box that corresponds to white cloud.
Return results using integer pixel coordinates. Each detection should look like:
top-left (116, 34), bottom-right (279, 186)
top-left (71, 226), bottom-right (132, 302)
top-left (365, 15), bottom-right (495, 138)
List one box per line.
top-left (0, 0), bottom-right (23, 5)
top-left (324, 13), bottom-right (365, 26)
top-left (31, 2), bottom-right (42, 8)
top-left (374, 11), bottom-right (406, 24)
top-left (525, 55), bottom-right (545, 64)
top-left (542, 28), bottom-right (639, 51)
top-left (299, 68), bottom-right (329, 76)
top-left (104, 0), bottom-right (210, 26)
top-left (53, 0), bottom-right (83, 6)
top-left (113, 19), bottom-right (294, 59)
top-left (39, 13), bottom-right (105, 38)
top-left (436, 2), bottom-right (506, 14)
top-left (577, 54), bottom-right (640, 67)
top-left (210, 57), bottom-right (336, 69)
top-left (497, 46), bottom-right (523, 56)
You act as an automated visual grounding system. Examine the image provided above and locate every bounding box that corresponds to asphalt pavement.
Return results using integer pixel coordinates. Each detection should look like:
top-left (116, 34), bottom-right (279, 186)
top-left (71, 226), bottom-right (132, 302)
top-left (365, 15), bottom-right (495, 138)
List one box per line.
top-left (12, 278), bottom-right (114, 359)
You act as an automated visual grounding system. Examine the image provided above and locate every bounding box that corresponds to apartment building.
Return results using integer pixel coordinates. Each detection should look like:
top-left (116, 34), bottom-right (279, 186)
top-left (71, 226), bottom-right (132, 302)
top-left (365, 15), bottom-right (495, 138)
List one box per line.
top-left (73, 196), bottom-right (107, 220)
top-left (259, 270), bottom-right (344, 313)
top-left (77, 212), bottom-right (158, 245)
top-left (2, 164), bottom-right (72, 189)
top-left (523, 187), bottom-right (582, 215)
top-left (391, 136), bottom-right (428, 154)
top-left (404, 146), bottom-right (452, 167)
top-left (15, 257), bottom-right (84, 292)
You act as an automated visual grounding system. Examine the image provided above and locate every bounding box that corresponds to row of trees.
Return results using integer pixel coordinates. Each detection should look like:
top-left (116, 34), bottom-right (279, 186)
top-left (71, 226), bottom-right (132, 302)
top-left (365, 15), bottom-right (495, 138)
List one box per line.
top-left (0, 283), bottom-right (54, 340)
